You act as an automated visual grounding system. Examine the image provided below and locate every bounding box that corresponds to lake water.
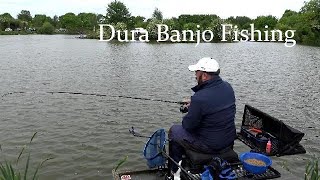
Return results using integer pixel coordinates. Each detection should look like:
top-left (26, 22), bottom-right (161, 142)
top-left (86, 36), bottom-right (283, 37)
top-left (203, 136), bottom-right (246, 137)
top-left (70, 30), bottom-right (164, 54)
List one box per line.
top-left (0, 35), bottom-right (319, 179)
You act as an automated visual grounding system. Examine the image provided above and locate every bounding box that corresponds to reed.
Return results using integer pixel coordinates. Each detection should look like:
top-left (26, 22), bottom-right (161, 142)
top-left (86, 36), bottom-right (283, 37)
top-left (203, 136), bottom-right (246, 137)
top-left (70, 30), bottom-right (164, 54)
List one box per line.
top-left (113, 156), bottom-right (128, 172)
top-left (0, 132), bottom-right (53, 180)
top-left (305, 158), bottom-right (320, 180)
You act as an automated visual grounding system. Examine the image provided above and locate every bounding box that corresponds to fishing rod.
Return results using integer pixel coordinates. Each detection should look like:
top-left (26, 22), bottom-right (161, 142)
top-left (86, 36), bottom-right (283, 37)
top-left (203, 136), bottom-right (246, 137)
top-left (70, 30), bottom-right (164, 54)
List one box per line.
top-left (163, 152), bottom-right (199, 180)
top-left (2, 91), bottom-right (185, 105)
top-left (47, 91), bottom-right (185, 104)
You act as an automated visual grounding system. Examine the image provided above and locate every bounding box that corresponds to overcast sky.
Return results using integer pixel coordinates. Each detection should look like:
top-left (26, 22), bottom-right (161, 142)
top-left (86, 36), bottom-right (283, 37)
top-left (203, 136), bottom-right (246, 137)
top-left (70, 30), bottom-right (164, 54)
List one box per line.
top-left (0, 0), bottom-right (307, 19)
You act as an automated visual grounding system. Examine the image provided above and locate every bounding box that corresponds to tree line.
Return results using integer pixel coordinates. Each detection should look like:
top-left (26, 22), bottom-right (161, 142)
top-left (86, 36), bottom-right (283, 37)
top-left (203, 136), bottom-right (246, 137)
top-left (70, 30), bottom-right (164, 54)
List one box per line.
top-left (0, 0), bottom-right (319, 45)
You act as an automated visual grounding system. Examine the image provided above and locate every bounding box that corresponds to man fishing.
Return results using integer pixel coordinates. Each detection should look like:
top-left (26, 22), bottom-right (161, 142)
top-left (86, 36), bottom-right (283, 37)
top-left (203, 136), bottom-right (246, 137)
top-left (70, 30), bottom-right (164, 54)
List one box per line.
top-left (168, 57), bottom-right (237, 174)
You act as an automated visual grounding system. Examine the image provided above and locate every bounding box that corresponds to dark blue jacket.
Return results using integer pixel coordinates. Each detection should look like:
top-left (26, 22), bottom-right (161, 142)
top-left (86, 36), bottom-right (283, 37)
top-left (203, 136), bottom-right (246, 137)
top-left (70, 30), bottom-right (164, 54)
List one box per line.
top-left (182, 76), bottom-right (236, 151)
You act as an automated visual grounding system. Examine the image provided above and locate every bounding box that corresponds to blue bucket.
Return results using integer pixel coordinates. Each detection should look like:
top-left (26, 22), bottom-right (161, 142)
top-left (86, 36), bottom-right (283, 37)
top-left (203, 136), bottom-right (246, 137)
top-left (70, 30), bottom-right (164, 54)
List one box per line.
top-left (240, 152), bottom-right (272, 174)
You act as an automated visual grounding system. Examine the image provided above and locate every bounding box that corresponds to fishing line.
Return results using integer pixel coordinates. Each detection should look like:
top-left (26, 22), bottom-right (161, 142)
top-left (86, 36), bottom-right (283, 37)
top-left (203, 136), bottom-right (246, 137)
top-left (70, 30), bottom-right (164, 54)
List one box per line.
top-left (1, 91), bottom-right (184, 105)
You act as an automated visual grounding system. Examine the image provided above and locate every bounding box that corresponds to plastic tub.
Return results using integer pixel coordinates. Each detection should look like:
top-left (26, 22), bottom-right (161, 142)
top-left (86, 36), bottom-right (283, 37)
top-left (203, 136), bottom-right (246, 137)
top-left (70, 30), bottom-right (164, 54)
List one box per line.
top-left (240, 152), bottom-right (272, 174)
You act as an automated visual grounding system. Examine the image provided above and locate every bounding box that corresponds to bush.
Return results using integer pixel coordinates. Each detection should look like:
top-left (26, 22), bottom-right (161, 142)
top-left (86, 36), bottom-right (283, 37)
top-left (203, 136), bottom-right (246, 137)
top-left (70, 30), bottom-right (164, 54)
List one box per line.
top-left (38, 22), bottom-right (55, 34)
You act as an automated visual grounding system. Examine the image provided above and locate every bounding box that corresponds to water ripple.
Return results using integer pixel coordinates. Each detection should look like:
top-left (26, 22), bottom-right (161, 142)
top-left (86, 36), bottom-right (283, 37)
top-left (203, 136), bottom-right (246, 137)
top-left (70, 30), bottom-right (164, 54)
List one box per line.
top-left (0, 35), bottom-right (319, 179)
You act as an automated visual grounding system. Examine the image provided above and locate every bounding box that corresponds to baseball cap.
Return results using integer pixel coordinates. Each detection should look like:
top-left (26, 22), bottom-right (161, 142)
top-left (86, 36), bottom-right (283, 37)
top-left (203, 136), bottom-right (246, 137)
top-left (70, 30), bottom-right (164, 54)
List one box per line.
top-left (188, 57), bottom-right (220, 72)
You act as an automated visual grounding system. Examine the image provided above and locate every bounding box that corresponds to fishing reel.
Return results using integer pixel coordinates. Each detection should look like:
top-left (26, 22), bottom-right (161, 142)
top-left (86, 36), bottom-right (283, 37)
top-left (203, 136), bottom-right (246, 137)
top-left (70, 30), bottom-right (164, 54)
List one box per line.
top-left (180, 104), bottom-right (189, 113)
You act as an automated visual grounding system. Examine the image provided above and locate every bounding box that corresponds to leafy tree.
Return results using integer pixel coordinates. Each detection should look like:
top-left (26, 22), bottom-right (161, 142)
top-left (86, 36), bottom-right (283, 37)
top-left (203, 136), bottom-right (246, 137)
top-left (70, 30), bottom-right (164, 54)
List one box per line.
top-left (226, 16), bottom-right (235, 23)
top-left (179, 15), bottom-right (199, 25)
top-left (152, 8), bottom-right (163, 21)
top-left (277, 10), bottom-right (306, 43)
top-left (38, 22), bottom-right (55, 34)
top-left (277, 10), bottom-right (299, 29)
top-left (254, 15), bottom-right (278, 29)
top-left (17, 10), bottom-right (32, 22)
top-left (59, 13), bottom-right (81, 33)
top-left (0, 13), bottom-right (14, 20)
top-left (53, 15), bottom-right (59, 28)
top-left (276, 0), bottom-right (320, 45)
top-left (301, 0), bottom-right (320, 28)
top-left (78, 13), bottom-right (98, 31)
top-left (282, 9), bottom-right (298, 18)
top-left (106, 0), bottom-right (131, 25)
top-left (10, 20), bottom-right (23, 30)
top-left (132, 16), bottom-right (146, 28)
top-left (207, 18), bottom-right (224, 41)
top-left (163, 18), bottom-right (179, 31)
top-left (227, 16), bottom-right (252, 29)
top-left (183, 23), bottom-right (198, 31)
top-left (146, 19), bottom-right (162, 39)
top-left (301, 0), bottom-right (320, 14)
top-left (97, 14), bottom-right (105, 23)
top-left (178, 14), bottom-right (219, 31)
top-left (115, 22), bottom-right (127, 39)
top-left (46, 16), bottom-right (54, 26)
top-left (203, 15), bottom-right (220, 29)
top-left (299, 0), bottom-right (320, 45)
top-left (0, 13), bottom-right (14, 30)
top-left (183, 23), bottom-right (199, 39)
top-left (276, 0), bottom-right (320, 46)
top-left (33, 14), bottom-right (47, 28)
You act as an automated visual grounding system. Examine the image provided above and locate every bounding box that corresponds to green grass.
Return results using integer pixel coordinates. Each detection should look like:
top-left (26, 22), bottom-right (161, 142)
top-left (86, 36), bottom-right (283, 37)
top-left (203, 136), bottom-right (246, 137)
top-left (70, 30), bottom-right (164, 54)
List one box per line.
top-left (0, 132), bottom-right (53, 180)
top-left (0, 31), bottom-right (29, 35)
top-left (305, 158), bottom-right (320, 180)
top-left (113, 156), bottom-right (128, 172)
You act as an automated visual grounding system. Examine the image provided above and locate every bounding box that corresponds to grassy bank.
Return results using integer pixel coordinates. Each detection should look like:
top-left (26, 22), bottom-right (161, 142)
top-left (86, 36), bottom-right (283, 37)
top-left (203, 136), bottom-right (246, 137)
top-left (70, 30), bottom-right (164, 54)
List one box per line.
top-left (0, 31), bottom-right (29, 35)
